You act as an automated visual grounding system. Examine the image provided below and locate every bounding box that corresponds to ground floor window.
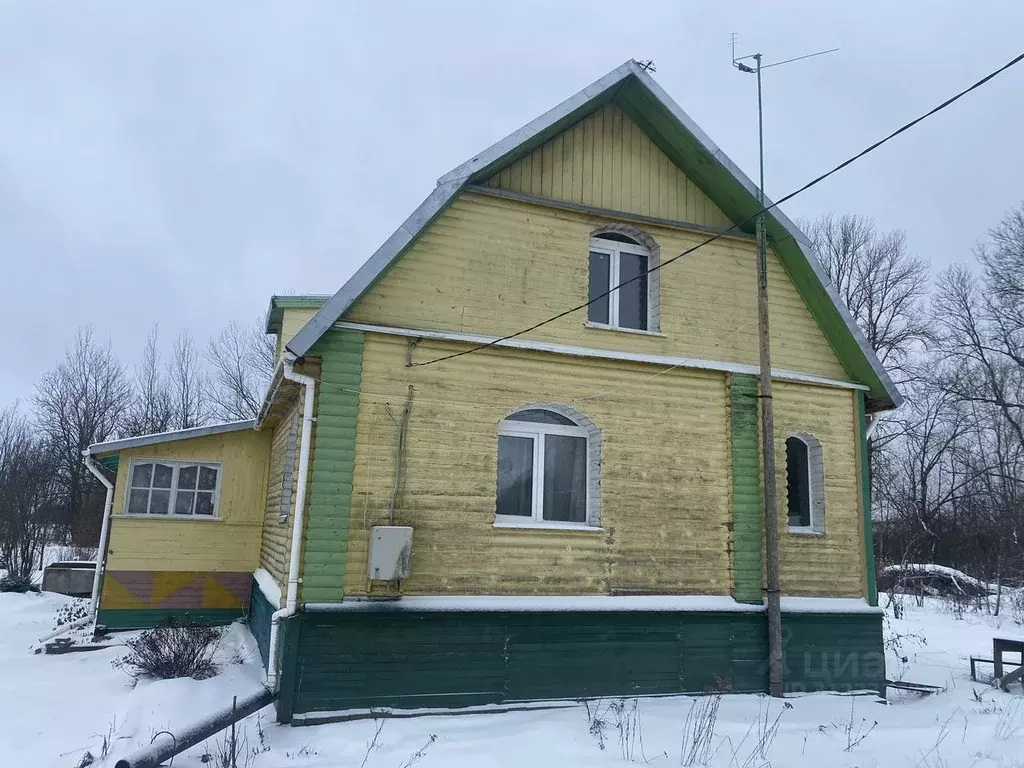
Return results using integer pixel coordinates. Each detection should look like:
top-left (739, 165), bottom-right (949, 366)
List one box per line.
top-left (496, 408), bottom-right (591, 526)
top-left (785, 433), bottom-right (825, 533)
top-left (126, 459), bottom-right (222, 517)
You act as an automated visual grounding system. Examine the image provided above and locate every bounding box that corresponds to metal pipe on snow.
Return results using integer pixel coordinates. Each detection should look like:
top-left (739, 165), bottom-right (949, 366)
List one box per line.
top-left (112, 687), bottom-right (276, 768)
top-left (266, 356), bottom-right (316, 690)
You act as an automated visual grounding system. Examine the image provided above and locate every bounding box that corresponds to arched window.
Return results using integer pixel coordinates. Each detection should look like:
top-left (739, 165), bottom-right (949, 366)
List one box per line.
top-left (588, 228), bottom-right (658, 332)
top-left (785, 433), bottom-right (825, 533)
top-left (496, 405), bottom-right (601, 528)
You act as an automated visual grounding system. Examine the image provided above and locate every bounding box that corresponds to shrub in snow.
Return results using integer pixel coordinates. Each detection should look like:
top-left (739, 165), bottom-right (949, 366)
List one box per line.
top-left (113, 618), bottom-right (222, 681)
top-left (0, 573), bottom-right (39, 593)
top-left (54, 598), bottom-right (90, 629)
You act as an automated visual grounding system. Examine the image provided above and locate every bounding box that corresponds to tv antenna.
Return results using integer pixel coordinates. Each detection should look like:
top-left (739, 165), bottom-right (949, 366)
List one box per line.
top-left (728, 33), bottom-right (837, 702)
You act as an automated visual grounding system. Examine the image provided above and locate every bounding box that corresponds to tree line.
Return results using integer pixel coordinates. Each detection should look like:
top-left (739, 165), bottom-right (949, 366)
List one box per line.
top-left (804, 203), bottom-right (1024, 604)
top-left (0, 317), bottom-right (274, 577)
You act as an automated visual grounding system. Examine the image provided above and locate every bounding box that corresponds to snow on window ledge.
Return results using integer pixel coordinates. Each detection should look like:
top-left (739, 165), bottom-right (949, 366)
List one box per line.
top-left (584, 321), bottom-right (666, 338)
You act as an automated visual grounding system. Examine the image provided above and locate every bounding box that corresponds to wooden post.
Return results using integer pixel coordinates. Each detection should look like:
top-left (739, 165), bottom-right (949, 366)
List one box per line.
top-left (754, 53), bottom-right (784, 698)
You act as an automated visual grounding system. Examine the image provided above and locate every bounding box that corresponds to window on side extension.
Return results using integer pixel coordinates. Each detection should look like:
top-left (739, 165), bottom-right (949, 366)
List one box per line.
top-left (588, 233), bottom-right (649, 331)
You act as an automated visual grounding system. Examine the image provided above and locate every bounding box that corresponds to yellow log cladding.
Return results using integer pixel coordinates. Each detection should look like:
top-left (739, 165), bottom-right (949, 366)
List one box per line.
top-left (484, 104), bottom-right (732, 229)
top-left (104, 429), bottom-right (271, 573)
top-left (772, 382), bottom-right (865, 597)
top-left (344, 191), bottom-right (848, 381)
top-left (276, 308), bottom-right (320, 363)
top-left (345, 333), bottom-right (866, 599)
top-left (259, 395), bottom-right (304, 598)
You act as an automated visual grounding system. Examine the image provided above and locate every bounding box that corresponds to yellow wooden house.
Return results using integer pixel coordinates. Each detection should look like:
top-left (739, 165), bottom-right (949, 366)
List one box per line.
top-left (85, 60), bottom-right (900, 723)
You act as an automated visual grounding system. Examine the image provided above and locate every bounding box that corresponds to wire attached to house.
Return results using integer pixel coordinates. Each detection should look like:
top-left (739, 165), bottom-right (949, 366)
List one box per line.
top-left (408, 49), bottom-right (1024, 369)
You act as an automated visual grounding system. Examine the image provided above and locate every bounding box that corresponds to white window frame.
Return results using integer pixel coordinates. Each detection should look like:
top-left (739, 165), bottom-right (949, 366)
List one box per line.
top-left (123, 458), bottom-right (224, 520)
top-left (588, 236), bottom-right (652, 332)
top-left (496, 417), bottom-right (592, 529)
top-left (786, 434), bottom-right (826, 535)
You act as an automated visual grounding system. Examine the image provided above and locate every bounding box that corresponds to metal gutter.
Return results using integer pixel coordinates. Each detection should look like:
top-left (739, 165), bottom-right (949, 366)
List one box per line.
top-left (87, 420), bottom-right (256, 456)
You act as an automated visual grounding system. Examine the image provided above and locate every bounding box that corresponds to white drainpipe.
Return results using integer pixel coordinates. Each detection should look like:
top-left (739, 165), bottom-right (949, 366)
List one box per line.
top-left (266, 357), bottom-right (316, 689)
top-left (865, 413), bottom-right (880, 440)
top-left (83, 452), bottom-right (115, 624)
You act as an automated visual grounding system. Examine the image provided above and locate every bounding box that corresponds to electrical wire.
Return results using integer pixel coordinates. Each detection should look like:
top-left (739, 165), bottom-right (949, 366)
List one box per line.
top-left (410, 50), bottom-right (1024, 369)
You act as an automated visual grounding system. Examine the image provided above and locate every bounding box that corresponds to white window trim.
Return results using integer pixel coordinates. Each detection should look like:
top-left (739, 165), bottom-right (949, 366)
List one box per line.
top-left (122, 458), bottom-right (224, 520)
top-left (786, 433), bottom-right (826, 534)
top-left (589, 236), bottom-right (652, 332)
top-left (496, 418), bottom-right (592, 529)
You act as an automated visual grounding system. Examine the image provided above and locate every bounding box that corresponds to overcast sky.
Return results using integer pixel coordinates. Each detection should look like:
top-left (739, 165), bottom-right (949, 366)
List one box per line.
top-left (2, 1), bottom-right (1022, 407)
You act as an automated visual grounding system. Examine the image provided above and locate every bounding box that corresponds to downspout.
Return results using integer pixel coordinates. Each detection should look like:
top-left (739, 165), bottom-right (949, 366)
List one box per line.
top-left (266, 356), bottom-right (316, 690)
top-left (865, 412), bottom-right (880, 440)
top-left (83, 452), bottom-right (115, 625)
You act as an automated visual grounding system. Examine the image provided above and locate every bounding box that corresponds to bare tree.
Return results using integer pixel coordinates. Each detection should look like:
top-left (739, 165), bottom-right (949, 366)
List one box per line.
top-left (168, 330), bottom-right (208, 429)
top-left (206, 317), bottom-right (275, 422)
top-left (803, 214), bottom-right (931, 384)
top-left (34, 328), bottom-right (132, 533)
top-left (123, 325), bottom-right (175, 437)
top-left (933, 204), bottom-right (1024, 453)
top-left (0, 406), bottom-right (59, 576)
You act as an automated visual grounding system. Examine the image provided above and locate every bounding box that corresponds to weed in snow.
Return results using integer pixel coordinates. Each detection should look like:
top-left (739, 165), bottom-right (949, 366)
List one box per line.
top-left (359, 712), bottom-right (387, 768)
top-left (995, 697), bottom-right (1024, 741)
top-left (679, 694), bottom-right (721, 766)
top-left (728, 696), bottom-right (789, 768)
top-left (581, 698), bottom-right (611, 751)
top-left (397, 734), bottom-right (438, 768)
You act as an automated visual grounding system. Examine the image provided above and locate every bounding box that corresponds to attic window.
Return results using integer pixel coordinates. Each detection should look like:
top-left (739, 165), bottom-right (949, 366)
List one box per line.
top-left (588, 233), bottom-right (651, 332)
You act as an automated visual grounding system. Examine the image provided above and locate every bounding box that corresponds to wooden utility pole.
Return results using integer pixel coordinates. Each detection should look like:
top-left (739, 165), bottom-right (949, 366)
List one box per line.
top-left (751, 53), bottom-right (785, 699)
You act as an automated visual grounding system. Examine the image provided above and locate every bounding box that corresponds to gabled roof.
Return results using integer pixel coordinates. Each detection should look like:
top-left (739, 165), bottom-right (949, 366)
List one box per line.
top-left (287, 60), bottom-right (901, 411)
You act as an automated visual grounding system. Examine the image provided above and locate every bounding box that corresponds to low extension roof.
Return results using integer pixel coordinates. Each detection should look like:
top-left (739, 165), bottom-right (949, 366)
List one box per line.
top-left (285, 60), bottom-right (901, 411)
top-left (86, 420), bottom-right (256, 470)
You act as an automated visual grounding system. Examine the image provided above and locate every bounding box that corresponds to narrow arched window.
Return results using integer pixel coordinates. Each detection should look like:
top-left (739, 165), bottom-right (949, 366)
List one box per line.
top-left (588, 232), bottom-right (651, 331)
top-left (786, 433), bottom-right (825, 533)
top-left (496, 406), bottom-right (600, 528)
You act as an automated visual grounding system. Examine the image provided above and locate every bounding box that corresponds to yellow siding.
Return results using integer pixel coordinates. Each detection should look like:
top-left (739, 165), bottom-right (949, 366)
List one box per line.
top-left (259, 397), bottom-right (303, 597)
top-left (344, 334), bottom-right (864, 598)
top-left (347, 333), bottom-right (733, 597)
top-left (345, 191), bottom-right (848, 380)
top-left (105, 429), bottom-right (272, 573)
top-left (773, 382), bottom-right (864, 597)
top-left (486, 104), bottom-right (733, 228)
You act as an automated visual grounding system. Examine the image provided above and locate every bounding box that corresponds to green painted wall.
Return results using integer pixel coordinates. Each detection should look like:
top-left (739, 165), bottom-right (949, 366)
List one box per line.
top-left (301, 330), bottom-right (364, 604)
top-left (858, 392), bottom-right (879, 606)
top-left (97, 608), bottom-right (243, 630)
top-left (731, 375), bottom-right (763, 603)
top-left (249, 578), bottom-right (274, 668)
top-left (278, 609), bottom-right (883, 722)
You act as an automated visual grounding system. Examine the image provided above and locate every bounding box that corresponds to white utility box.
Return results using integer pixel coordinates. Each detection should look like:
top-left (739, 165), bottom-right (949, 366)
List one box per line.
top-left (368, 525), bottom-right (414, 581)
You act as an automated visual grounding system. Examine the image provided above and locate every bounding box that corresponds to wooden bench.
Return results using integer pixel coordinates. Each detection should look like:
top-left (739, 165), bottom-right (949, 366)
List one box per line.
top-left (991, 637), bottom-right (1024, 691)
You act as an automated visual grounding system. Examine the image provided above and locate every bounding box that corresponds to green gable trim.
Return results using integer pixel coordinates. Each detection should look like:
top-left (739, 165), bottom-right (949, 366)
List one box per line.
top-left (97, 608), bottom-right (243, 631)
top-left (730, 375), bottom-right (763, 603)
top-left (300, 329), bottom-right (364, 604)
top-left (277, 609), bottom-right (882, 721)
top-left (265, 295), bottom-right (331, 334)
top-left (858, 392), bottom-right (879, 606)
top-left (97, 454), bottom-right (119, 471)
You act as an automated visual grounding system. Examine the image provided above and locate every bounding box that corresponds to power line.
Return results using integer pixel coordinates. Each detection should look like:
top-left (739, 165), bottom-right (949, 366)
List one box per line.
top-left (411, 50), bottom-right (1024, 369)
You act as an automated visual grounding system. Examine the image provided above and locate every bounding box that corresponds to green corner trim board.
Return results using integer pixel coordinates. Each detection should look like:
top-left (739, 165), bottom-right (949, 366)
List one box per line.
top-left (300, 329), bottom-right (364, 604)
top-left (274, 608), bottom-right (884, 723)
top-left (858, 392), bottom-right (879, 606)
top-left (730, 375), bottom-right (763, 603)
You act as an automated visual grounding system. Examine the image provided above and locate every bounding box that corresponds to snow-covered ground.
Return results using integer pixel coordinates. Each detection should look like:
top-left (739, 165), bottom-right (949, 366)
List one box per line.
top-left (5, 591), bottom-right (1024, 768)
